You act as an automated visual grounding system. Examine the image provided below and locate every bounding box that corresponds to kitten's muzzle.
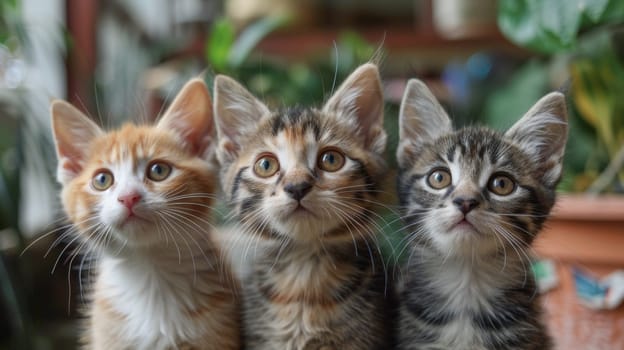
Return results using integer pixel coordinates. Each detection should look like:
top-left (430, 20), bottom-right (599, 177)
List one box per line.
top-left (284, 181), bottom-right (312, 201)
top-left (118, 191), bottom-right (142, 211)
top-left (453, 197), bottom-right (479, 214)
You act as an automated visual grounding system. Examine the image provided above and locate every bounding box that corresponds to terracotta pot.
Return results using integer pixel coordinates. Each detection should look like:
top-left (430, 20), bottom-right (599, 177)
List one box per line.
top-left (535, 194), bottom-right (624, 266)
top-left (534, 194), bottom-right (624, 349)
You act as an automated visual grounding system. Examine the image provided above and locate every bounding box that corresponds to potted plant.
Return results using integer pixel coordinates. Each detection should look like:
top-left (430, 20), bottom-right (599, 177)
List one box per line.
top-left (496, 0), bottom-right (624, 347)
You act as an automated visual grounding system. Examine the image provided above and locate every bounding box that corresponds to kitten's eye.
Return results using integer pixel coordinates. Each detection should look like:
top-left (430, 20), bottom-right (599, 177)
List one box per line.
top-left (488, 174), bottom-right (516, 196)
top-left (147, 162), bottom-right (172, 181)
top-left (92, 170), bottom-right (114, 191)
top-left (318, 149), bottom-right (345, 172)
top-left (254, 154), bottom-right (279, 178)
top-left (427, 169), bottom-right (452, 189)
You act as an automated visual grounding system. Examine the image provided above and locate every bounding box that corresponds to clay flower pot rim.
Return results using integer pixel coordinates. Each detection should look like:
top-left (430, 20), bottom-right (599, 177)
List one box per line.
top-left (553, 194), bottom-right (624, 221)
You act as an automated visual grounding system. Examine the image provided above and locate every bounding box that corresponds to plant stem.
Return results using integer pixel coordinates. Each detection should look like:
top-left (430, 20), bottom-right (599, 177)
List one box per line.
top-left (587, 142), bottom-right (624, 194)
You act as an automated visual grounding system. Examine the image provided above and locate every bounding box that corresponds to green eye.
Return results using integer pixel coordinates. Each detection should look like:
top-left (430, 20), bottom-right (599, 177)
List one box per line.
top-left (92, 170), bottom-right (114, 191)
top-left (253, 154), bottom-right (279, 178)
top-left (318, 149), bottom-right (345, 172)
top-left (488, 174), bottom-right (516, 196)
top-left (147, 162), bottom-right (172, 181)
top-left (427, 169), bottom-right (452, 189)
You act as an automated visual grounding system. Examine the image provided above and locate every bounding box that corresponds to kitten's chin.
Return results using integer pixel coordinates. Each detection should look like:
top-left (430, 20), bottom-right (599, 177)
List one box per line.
top-left (450, 218), bottom-right (479, 234)
top-left (432, 217), bottom-right (503, 257)
top-left (271, 209), bottom-right (338, 241)
top-left (106, 217), bottom-right (163, 248)
top-left (267, 199), bottom-right (349, 241)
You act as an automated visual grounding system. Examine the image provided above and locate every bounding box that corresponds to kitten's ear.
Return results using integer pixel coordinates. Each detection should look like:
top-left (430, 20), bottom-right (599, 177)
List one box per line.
top-left (157, 78), bottom-right (214, 157)
top-left (397, 79), bottom-right (452, 168)
top-left (213, 75), bottom-right (270, 164)
top-left (322, 63), bottom-right (386, 154)
top-left (50, 100), bottom-right (103, 185)
top-left (505, 92), bottom-right (568, 185)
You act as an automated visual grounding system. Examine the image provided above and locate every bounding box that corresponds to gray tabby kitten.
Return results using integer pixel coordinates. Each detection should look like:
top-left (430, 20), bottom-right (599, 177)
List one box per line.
top-left (396, 79), bottom-right (567, 350)
top-left (213, 64), bottom-right (395, 350)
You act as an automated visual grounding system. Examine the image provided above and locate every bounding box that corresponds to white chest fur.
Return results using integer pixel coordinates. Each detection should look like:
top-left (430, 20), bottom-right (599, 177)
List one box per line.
top-left (95, 253), bottom-right (212, 349)
top-left (419, 255), bottom-right (520, 349)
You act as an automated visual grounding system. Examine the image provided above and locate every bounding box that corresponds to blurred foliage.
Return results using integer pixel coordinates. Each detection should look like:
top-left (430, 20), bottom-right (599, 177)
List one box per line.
top-left (205, 17), bottom-right (378, 107)
top-left (499, 0), bottom-right (624, 54)
top-left (0, 1), bottom-right (38, 348)
top-left (496, 0), bottom-right (624, 193)
top-left (0, 0), bottom-right (28, 52)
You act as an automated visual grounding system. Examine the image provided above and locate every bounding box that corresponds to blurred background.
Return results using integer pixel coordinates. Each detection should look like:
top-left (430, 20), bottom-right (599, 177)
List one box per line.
top-left (0, 0), bottom-right (622, 348)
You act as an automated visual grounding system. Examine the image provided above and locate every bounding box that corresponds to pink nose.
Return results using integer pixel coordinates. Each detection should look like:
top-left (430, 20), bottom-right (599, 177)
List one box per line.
top-left (118, 192), bottom-right (142, 210)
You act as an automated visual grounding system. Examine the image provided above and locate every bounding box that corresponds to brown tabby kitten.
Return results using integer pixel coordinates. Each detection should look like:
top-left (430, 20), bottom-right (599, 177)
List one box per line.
top-left (396, 79), bottom-right (568, 350)
top-left (213, 64), bottom-right (394, 349)
top-left (50, 79), bottom-right (240, 349)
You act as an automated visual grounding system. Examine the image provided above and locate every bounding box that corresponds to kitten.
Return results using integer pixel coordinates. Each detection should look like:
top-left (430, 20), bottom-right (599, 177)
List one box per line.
top-left (213, 63), bottom-right (394, 349)
top-left (395, 79), bottom-right (567, 350)
top-left (50, 79), bottom-right (240, 349)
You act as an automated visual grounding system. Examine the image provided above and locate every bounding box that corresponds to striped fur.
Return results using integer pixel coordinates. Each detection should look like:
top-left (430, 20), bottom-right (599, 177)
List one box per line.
top-left (396, 79), bottom-right (568, 350)
top-left (214, 64), bottom-right (395, 349)
top-left (50, 79), bottom-right (240, 349)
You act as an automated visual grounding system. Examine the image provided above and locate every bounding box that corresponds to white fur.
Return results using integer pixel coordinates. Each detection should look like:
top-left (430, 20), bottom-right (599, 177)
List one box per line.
top-left (95, 247), bottom-right (222, 349)
top-left (408, 245), bottom-right (525, 350)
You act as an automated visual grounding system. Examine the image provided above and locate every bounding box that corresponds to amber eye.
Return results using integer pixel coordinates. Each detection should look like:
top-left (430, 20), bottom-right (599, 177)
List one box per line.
top-left (318, 149), bottom-right (345, 172)
top-left (147, 162), bottom-right (172, 181)
top-left (427, 169), bottom-right (452, 189)
top-left (92, 170), bottom-right (114, 191)
top-left (488, 174), bottom-right (516, 196)
top-left (254, 154), bottom-right (279, 178)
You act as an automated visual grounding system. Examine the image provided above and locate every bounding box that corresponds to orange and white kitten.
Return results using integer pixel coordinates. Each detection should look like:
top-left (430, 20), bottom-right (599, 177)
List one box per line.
top-left (50, 79), bottom-right (240, 349)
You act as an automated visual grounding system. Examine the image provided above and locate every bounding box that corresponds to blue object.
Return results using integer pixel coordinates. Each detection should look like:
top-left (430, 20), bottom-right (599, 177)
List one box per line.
top-left (573, 267), bottom-right (608, 304)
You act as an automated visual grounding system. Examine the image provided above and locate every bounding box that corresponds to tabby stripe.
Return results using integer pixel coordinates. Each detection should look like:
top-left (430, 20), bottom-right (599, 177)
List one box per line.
top-left (473, 305), bottom-right (530, 331)
top-left (446, 144), bottom-right (457, 162)
top-left (270, 114), bottom-right (284, 135)
top-left (403, 298), bottom-right (455, 326)
top-left (231, 166), bottom-right (248, 199)
top-left (352, 158), bottom-right (377, 192)
top-left (397, 173), bottom-right (421, 207)
top-left (482, 331), bottom-right (525, 348)
top-left (478, 145), bottom-right (486, 159)
top-left (442, 185), bottom-right (455, 200)
top-left (240, 194), bottom-right (262, 216)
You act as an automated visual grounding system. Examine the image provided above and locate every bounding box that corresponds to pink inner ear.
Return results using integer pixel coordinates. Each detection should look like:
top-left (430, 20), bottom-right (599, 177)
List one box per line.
top-left (61, 158), bottom-right (82, 176)
top-left (171, 117), bottom-right (212, 156)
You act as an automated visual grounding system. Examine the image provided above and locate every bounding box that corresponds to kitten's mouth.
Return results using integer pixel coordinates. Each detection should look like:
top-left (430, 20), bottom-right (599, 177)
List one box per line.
top-left (288, 202), bottom-right (317, 218)
top-left (454, 217), bottom-right (476, 230)
top-left (119, 212), bottom-right (148, 227)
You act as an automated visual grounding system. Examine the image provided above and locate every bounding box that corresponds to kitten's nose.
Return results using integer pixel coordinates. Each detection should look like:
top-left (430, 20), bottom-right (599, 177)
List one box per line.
top-left (118, 192), bottom-right (142, 210)
top-left (284, 182), bottom-right (312, 201)
top-left (453, 197), bottom-right (479, 214)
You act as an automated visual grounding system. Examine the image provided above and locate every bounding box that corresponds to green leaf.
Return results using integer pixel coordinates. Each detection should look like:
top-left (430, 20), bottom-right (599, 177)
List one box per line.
top-left (599, 0), bottom-right (624, 23)
top-left (206, 19), bottom-right (235, 72)
top-left (582, 0), bottom-right (610, 22)
top-left (482, 60), bottom-right (549, 130)
top-left (228, 16), bottom-right (289, 68)
top-left (540, 0), bottom-right (580, 47)
top-left (498, 0), bottom-right (546, 52)
top-left (572, 59), bottom-right (615, 152)
top-left (498, 0), bottom-right (624, 53)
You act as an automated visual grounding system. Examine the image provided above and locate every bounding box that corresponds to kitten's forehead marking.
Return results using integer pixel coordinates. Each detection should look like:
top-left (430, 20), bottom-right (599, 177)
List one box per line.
top-left (272, 128), bottom-right (319, 172)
